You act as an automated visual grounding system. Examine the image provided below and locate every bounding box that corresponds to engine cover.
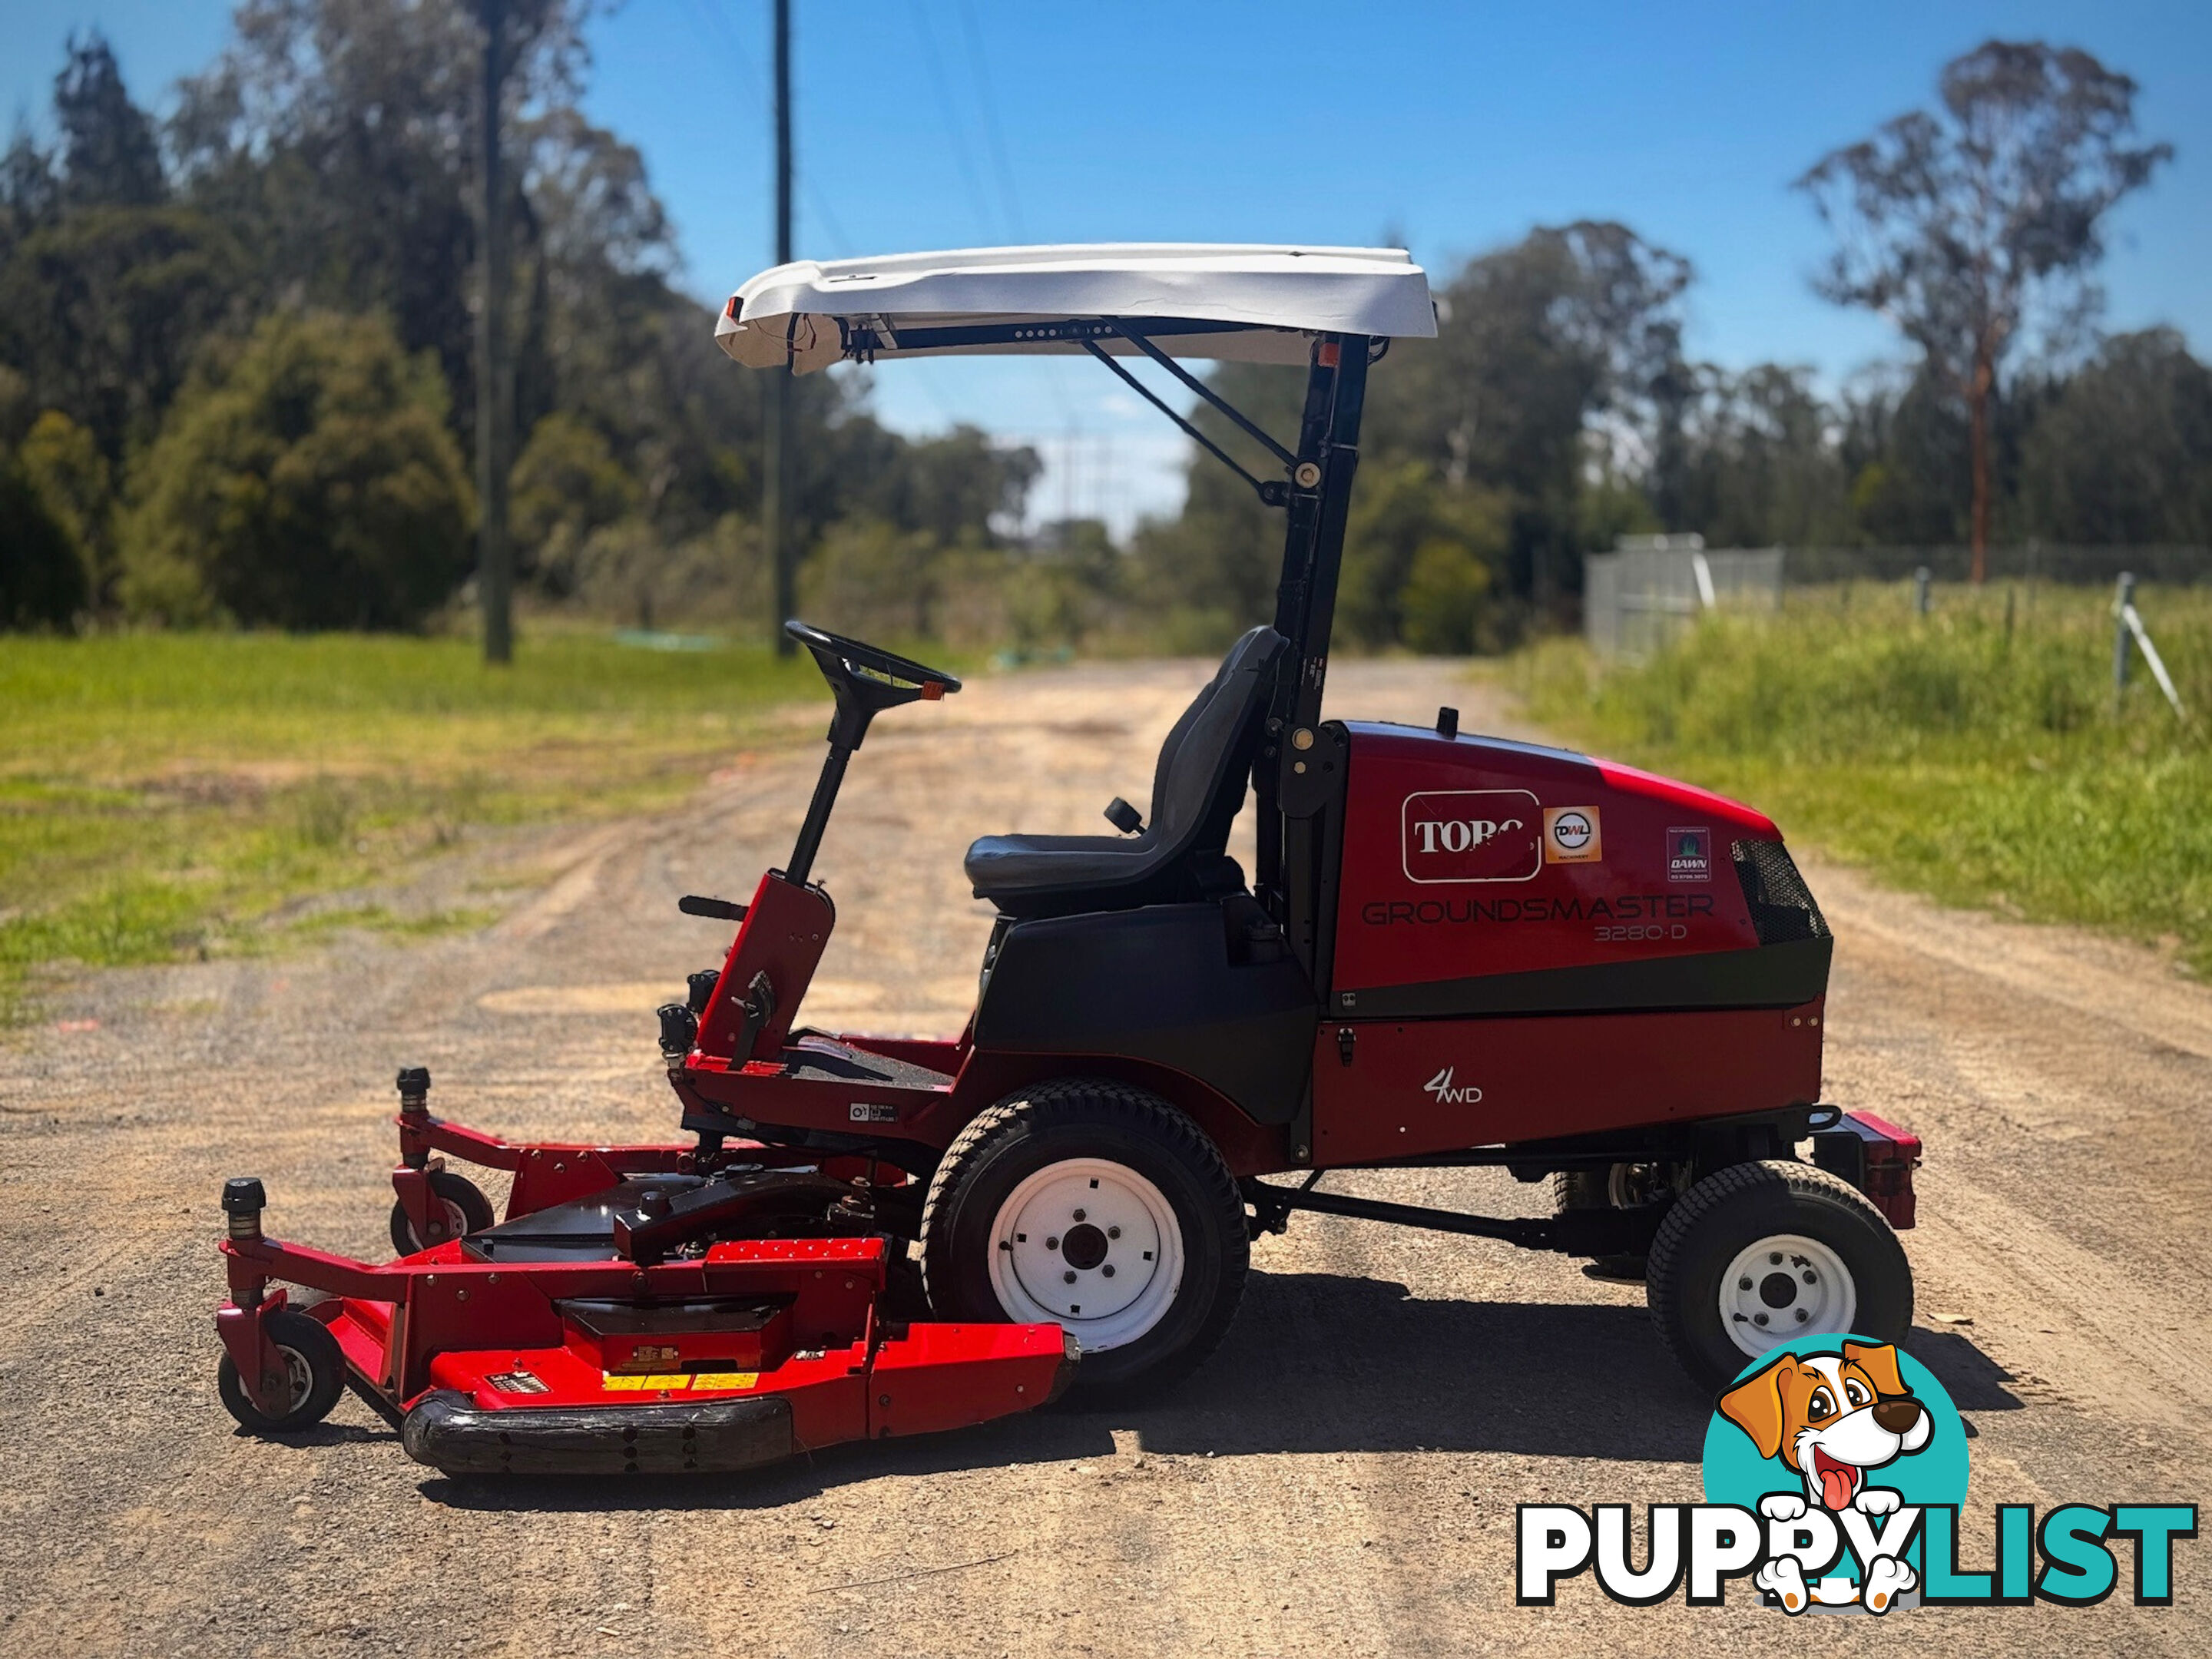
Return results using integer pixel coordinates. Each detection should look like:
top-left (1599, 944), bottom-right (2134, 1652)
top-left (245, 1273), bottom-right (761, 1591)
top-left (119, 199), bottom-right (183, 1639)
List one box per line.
top-left (1315, 723), bottom-right (1830, 1160)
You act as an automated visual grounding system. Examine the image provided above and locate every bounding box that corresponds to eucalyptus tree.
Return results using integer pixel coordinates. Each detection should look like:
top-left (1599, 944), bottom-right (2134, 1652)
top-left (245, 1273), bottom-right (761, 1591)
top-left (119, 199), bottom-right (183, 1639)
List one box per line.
top-left (1798, 40), bottom-right (2171, 581)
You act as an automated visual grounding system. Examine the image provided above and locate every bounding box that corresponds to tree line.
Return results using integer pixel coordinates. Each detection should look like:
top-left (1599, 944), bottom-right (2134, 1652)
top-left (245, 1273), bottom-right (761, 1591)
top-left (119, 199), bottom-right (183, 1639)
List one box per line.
top-left (1135, 41), bottom-right (2196, 652)
top-left (2, 24), bottom-right (2202, 651)
top-left (0, 4), bottom-right (1036, 634)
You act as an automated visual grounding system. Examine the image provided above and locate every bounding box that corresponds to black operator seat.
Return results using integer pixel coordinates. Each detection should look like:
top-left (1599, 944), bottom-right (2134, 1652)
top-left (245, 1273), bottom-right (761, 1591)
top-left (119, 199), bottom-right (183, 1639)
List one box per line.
top-left (964, 625), bottom-right (1289, 919)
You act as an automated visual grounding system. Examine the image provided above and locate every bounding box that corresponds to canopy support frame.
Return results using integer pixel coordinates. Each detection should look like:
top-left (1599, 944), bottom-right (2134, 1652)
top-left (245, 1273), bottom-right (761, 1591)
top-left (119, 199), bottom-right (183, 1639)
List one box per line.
top-left (1078, 339), bottom-right (1288, 509)
top-left (1107, 325), bottom-right (1300, 472)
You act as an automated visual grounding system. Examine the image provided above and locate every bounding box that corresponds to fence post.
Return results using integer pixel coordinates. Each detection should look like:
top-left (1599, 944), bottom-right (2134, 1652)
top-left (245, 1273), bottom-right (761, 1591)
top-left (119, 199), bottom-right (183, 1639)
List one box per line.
top-left (2112, 571), bottom-right (2135, 713)
top-left (1914, 566), bottom-right (1932, 616)
top-left (2117, 576), bottom-right (2189, 722)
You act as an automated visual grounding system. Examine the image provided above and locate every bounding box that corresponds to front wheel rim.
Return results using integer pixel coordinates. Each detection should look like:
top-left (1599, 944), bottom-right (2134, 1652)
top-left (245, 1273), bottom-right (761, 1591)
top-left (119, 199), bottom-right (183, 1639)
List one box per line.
top-left (406, 1197), bottom-right (470, 1249)
top-left (272, 1343), bottom-right (316, 1415)
top-left (1717, 1233), bottom-right (1856, 1357)
top-left (986, 1157), bottom-right (1184, 1353)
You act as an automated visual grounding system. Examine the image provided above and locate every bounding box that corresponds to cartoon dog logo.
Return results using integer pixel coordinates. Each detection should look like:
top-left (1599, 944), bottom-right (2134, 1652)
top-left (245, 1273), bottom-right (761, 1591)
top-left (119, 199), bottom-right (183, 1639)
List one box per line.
top-left (1718, 1339), bottom-right (1933, 1613)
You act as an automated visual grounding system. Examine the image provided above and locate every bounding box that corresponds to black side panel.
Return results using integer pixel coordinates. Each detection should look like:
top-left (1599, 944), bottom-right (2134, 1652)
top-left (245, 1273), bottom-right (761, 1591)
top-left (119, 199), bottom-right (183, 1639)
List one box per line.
top-left (972, 902), bottom-right (1317, 1126)
top-left (1336, 935), bottom-right (1833, 1020)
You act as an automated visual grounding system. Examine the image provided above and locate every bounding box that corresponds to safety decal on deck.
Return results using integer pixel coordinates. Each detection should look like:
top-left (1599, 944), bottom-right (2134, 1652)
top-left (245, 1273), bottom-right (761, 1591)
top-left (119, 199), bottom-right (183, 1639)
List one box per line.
top-left (601, 1371), bottom-right (760, 1392)
top-left (849, 1102), bottom-right (899, 1122)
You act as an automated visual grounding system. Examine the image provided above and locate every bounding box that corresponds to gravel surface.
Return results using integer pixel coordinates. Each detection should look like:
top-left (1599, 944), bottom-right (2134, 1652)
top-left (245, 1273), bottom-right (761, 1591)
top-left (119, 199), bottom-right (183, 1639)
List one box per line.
top-left (1, 657), bottom-right (2205, 1657)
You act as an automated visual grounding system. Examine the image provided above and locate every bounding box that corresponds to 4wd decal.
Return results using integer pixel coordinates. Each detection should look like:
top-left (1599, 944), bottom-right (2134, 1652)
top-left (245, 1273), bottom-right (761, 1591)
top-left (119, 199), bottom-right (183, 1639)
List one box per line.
top-left (1401, 789), bottom-right (1541, 884)
top-left (1422, 1066), bottom-right (1484, 1104)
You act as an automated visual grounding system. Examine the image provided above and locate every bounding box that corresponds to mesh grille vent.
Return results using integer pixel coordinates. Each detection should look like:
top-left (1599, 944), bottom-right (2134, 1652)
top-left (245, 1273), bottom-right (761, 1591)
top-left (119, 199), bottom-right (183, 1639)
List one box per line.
top-left (1732, 839), bottom-right (1830, 945)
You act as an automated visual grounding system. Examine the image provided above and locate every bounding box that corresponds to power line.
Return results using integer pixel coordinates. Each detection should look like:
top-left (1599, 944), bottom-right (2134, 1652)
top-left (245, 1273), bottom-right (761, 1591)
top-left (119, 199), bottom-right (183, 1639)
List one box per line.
top-left (936, 0), bottom-right (1099, 528)
top-left (955, 0), bottom-right (1025, 240)
top-left (906, 0), bottom-right (1000, 243)
top-left (696, 0), bottom-right (856, 257)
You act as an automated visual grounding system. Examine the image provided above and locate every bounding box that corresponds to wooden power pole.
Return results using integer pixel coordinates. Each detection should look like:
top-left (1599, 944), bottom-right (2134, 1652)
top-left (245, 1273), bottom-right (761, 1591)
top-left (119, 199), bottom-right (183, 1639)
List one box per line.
top-left (765, 0), bottom-right (796, 655)
top-left (475, 0), bottom-right (515, 664)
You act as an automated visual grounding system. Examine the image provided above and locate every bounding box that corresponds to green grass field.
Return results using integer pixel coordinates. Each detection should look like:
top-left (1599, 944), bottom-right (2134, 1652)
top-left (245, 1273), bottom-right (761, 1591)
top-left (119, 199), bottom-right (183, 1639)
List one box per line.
top-left (1513, 581), bottom-right (2212, 975)
top-left (0, 628), bottom-right (827, 1021)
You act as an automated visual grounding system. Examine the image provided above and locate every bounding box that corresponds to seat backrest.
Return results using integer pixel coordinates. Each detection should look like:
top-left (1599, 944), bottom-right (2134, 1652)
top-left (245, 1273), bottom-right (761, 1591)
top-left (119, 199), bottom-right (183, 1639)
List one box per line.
top-left (1147, 625), bottom-right (1287, 854)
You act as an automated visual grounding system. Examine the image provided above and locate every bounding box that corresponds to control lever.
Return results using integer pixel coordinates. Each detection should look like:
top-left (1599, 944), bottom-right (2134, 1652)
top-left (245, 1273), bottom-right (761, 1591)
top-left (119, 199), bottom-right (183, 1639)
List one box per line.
top-left (679, 895), bottom-right (748, 922)
top-left (1103, 796), bottom-right (1145, 836)
top-left (733, 970), bottom-right (777, 1065)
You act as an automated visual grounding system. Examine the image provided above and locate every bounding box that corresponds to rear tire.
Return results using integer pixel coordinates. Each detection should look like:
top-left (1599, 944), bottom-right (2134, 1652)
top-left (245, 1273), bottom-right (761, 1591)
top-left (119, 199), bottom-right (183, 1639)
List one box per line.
top-left (389, 1171), bottom-right (495, 1255)
top-left (217, 1309), bottom-right (346, 1433)
top-left (919, 1079), bottom-right (1247, 1399)
top-left (1647, 1159), bottom-right (1912, 1389)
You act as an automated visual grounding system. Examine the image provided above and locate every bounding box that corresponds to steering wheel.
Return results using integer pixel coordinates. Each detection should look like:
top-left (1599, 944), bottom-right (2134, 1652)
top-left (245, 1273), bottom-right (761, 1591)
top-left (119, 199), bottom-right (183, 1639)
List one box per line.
top-left (785, 620), bottom-right (962, 750)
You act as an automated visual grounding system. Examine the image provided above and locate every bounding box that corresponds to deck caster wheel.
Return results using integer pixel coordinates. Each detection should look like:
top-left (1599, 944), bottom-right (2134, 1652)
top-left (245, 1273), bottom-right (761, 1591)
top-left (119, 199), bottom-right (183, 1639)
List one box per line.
top-left (217, 1309), bottom-right (346, 1433)
top-left (919, 1080), bottom-right (1247, 1399)
top-left (1646, 1160), bottom-right (1912, 1389)
top-left (389, 1171), bottom-right (495, 1255)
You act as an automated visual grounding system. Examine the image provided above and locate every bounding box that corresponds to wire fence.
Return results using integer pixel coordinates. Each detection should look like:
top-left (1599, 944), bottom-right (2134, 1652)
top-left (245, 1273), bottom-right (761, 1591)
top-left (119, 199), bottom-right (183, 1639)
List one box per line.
top-left (1782, 544), bottom-right (2212, 586)
top-left (1583, 544), bottom-right (1785, 659)
top-left (1584, 541), bottom-right (2212, 658)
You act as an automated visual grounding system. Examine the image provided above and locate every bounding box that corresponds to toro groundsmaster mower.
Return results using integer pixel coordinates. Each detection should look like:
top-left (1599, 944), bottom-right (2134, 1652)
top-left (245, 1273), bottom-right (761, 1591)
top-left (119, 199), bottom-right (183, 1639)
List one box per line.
top-left (215, 245), bottom-right (1922, 1475)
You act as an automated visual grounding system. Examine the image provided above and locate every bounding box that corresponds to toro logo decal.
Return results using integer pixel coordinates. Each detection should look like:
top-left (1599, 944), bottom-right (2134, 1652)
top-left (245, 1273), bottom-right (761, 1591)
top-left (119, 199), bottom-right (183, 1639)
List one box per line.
top-left (1401, 790), bottom-right (1541, 884)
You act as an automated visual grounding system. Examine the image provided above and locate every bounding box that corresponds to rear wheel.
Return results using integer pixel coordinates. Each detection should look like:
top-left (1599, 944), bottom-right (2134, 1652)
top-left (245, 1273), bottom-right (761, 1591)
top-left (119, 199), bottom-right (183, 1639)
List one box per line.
top-left (388, 1170), bottom-right (495, 1255)
top-left (217, 1309), bottom-right (346, 1433)
top-left (919, 1080), bottom-right (1247, 1399)
top-left (1646, 1160), bottom-right (1911, 1389)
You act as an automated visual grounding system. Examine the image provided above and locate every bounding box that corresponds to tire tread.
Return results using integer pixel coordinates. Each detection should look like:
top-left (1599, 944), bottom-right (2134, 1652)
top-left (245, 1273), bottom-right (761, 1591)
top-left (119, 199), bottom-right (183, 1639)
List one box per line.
top-left (1647, 1158), bottom-right (1909, 1385)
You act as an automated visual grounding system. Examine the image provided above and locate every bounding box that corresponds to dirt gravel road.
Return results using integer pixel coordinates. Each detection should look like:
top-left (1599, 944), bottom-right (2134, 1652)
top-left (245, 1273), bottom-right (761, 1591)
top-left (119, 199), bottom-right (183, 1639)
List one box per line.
top-left (2, 657), bottom-right (2206, 1658)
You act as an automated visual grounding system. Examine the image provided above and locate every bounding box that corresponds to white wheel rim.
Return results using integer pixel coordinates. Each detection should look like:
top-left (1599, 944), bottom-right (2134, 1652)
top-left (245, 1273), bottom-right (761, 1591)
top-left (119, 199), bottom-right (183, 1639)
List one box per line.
top-left (1718, 1233), bottom-right (1857, 1358)
top-left (410, 1197), bottom-right (470, 1249)
top-left (274, 1343), bottom-right (315, 1412)
top-left (986, 1157), bottom-right (1184, 1353)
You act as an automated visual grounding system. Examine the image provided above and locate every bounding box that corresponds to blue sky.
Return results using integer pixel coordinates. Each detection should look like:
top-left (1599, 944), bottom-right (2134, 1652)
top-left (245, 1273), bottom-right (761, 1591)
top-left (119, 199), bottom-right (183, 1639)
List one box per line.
top-left (5, 0), bottom-right (2208, 531)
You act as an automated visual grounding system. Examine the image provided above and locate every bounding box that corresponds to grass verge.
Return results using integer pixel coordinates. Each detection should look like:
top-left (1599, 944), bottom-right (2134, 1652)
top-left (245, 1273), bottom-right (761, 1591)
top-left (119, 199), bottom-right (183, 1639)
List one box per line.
top-left (1510, 581), bottom-right (2212, 976)
top-left (0, 627), bottom-right (828, 1022)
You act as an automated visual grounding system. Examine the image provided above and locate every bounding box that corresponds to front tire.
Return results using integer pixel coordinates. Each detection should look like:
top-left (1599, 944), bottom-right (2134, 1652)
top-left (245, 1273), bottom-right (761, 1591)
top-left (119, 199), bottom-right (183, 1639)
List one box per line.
top-left (217, 1308), bottom-right (346, 1433)
top-left (1647, 1159), bottom-right (1912, 1389)
top-left (919, 1080), bottom-right (1247, 1399)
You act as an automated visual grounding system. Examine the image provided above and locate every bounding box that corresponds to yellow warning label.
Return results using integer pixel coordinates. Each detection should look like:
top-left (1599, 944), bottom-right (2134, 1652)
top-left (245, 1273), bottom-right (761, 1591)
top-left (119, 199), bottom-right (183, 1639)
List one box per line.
top-left (601, 1370), bottom-right (761, 1392)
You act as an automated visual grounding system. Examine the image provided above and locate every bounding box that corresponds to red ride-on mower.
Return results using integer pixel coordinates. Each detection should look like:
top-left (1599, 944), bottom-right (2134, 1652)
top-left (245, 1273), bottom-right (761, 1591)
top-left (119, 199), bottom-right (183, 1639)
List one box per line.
top-left (216, 246), bottom-right (1922, 1474)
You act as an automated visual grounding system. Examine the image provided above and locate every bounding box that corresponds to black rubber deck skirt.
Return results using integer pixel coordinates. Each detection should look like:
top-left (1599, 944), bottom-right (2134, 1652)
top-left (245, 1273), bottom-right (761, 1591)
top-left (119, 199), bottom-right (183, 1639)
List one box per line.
top-left (401, 1390), bottom-right (796, 1475)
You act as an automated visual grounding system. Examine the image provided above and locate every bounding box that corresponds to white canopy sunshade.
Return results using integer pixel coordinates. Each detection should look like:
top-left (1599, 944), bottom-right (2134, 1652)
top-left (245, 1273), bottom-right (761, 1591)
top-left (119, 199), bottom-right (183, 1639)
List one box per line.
top-left (714, 243), bottom-right (1436, 375)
